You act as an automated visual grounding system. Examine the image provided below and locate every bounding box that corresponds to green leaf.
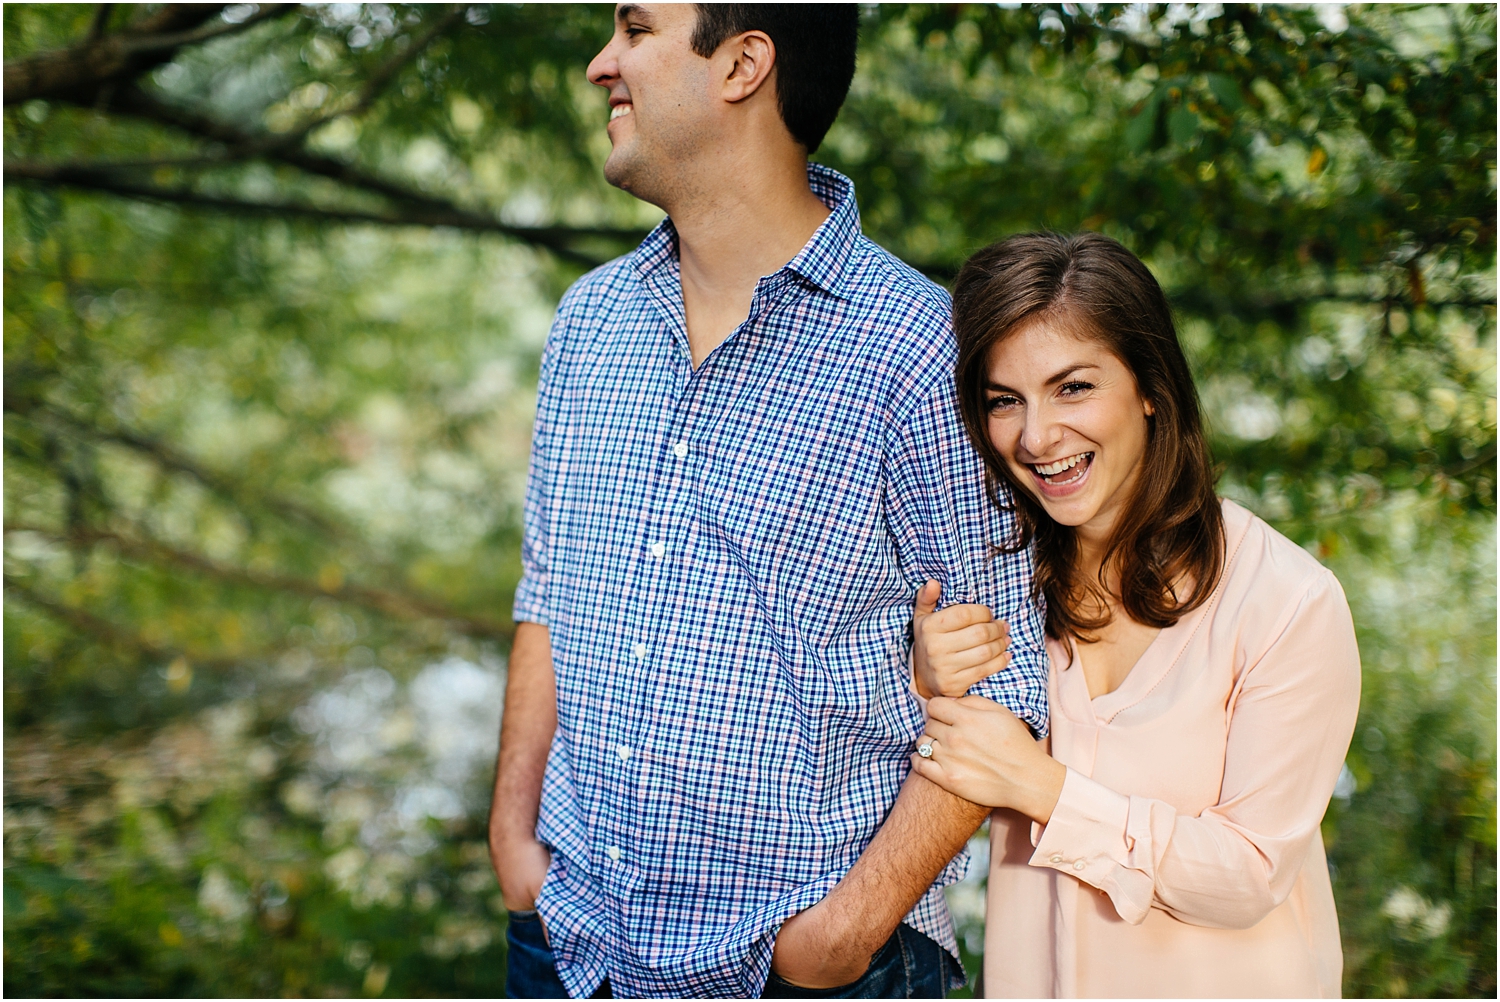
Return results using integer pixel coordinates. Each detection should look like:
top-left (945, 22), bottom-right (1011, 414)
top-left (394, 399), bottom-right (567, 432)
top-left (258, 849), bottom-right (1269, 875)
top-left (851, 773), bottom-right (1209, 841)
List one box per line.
top-left (1168, 102), bottom-right (1200, 145)
top-left (1124, 90), bottom-right (1162, 153)
top-left (1206, 72), bottom-right (1244, 111)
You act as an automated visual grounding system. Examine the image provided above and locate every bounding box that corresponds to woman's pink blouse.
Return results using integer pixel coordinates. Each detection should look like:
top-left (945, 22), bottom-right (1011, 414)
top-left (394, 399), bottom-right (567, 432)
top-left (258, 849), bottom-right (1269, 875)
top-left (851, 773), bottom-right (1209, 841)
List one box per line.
top-left (983, 499), bottom-right (1361, 998)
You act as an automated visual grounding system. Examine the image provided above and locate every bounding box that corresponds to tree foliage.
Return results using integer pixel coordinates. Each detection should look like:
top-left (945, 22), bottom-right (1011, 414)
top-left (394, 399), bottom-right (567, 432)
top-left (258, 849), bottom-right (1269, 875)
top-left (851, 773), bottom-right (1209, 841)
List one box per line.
top-left (3, 4), bottom-right (1494, 997)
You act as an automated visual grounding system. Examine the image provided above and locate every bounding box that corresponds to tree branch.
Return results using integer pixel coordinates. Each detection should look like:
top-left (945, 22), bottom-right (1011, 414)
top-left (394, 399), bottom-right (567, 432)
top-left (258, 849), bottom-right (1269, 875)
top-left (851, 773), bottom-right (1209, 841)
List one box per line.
top-left (5, 160), bottom-right (646, 267)
top-left (95, 86), bottom-right (650, 254)
top-left (5, 523), bottom-right (515, 643)
top-left (911, 259), bottom-right (1496, 311)
top-left (87, 5), bottom-right (116, 43)
top-left (7, 396), bottom-right (357, 545)
top-left (4, 5), bottom-right (297, 106)
top-left (3, 573), bottom-right (256, 671)
top-left (265, 5), bottom-right (467, 153)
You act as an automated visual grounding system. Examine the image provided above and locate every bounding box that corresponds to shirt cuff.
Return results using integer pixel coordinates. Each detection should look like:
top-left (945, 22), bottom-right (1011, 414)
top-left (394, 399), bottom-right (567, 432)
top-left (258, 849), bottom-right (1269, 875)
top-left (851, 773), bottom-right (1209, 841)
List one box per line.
top-left (512, 573), bottom-right (549, 626)
top-left (1028, 767), bottom-right (1156, 924)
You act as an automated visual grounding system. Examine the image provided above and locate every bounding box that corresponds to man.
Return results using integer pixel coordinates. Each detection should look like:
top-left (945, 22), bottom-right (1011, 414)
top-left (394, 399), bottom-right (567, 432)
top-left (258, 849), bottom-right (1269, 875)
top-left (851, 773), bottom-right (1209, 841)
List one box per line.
top-left (488, 5), bottom-right (1048, 998)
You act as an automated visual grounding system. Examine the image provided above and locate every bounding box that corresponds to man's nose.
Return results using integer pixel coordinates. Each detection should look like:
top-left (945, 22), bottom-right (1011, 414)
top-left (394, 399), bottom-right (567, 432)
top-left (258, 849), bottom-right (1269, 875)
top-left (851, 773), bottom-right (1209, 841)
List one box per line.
top-left (586, 39), bottom-right (619, 88)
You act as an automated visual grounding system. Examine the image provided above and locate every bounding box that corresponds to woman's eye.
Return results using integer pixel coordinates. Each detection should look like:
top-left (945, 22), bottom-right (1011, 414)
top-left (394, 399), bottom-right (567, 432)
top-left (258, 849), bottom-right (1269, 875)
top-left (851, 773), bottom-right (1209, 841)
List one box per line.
top-left (1058, 381), bottom-right (1094, 397)
top-left (985, 394), bottom-right (1021, 411)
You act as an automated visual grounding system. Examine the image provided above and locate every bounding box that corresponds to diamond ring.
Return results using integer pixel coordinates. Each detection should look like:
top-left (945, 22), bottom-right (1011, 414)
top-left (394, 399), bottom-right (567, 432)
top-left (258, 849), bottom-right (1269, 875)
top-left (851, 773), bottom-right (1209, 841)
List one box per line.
top-left (917, 741), bottom-right (934, 759)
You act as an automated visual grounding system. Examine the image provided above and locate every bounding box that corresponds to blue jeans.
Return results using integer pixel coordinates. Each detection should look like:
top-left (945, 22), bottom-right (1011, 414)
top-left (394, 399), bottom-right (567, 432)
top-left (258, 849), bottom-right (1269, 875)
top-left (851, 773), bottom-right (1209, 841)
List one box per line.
top-left (506, 911), bottom-right (959, 999)
top-left (505, 910), bottom-right (612, 999)
top-left (761, 924), bottom-right (961, 999)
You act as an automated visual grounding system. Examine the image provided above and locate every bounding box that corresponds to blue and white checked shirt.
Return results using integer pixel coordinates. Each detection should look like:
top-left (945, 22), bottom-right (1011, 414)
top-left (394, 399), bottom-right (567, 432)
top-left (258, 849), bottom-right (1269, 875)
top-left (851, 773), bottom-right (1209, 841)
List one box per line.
top-left (514, 165), bottom-right (1048, 999)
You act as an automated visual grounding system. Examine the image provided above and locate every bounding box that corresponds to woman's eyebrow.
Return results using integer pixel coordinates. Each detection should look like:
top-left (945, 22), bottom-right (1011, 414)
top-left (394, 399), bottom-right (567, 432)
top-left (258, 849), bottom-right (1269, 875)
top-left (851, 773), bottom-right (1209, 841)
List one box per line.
top-left (1043, 363), bottom-right (1100, 385)
top-left (984, 363), bottom-right (1101, 394)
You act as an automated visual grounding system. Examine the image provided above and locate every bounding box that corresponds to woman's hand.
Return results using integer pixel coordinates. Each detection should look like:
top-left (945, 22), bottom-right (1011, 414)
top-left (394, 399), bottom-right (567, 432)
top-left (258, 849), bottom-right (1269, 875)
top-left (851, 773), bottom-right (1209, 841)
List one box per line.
top-left (909, 695), bottom-right (1066, 823)
top-left (912, 580), bottom-right (1011, 699)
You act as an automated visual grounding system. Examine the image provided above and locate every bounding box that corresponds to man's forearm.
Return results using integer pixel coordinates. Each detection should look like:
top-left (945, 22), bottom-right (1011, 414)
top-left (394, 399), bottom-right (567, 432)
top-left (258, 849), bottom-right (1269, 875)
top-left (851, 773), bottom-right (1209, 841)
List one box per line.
top-left (825, 770), bottom-right (990, 944)
top-left (488, 621), bottom-right (558, 905)
top-left (771, 770), bottom-right (990, 986)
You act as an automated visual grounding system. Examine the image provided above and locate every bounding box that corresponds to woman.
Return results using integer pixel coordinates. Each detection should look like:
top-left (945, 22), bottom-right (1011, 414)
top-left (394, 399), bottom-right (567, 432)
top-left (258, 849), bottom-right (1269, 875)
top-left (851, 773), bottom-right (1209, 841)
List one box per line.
top-left (908, 232), bottom-right (1360, 998)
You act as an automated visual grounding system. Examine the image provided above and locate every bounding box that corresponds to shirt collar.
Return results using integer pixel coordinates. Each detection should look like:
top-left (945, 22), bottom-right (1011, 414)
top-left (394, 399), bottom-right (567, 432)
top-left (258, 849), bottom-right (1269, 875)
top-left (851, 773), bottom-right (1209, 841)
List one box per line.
top-left (632, 163), bottom-right (862, 300)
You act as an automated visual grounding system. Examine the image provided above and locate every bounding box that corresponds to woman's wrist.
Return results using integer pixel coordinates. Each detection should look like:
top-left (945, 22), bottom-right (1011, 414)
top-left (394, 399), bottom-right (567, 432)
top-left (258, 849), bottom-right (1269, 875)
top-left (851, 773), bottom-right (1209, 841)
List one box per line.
top-left (1019, 756), bottom-right (1067, 824)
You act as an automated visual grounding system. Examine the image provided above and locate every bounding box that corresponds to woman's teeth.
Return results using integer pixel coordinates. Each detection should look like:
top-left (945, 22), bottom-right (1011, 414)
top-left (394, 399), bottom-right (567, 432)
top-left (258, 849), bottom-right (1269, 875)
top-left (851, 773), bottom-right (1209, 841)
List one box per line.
top-left (1033, 452), bottom-right (1093, 484)
top-left (610, 104), bottom-right (632, 121)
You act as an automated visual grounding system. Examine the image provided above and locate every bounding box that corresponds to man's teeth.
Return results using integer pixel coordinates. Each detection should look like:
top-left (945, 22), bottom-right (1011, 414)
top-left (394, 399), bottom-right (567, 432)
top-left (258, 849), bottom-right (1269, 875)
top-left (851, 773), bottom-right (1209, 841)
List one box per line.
top-left (1033, 453), bottom-right (1090, 477)
top-left (610, 104), bottom-right (632, 121)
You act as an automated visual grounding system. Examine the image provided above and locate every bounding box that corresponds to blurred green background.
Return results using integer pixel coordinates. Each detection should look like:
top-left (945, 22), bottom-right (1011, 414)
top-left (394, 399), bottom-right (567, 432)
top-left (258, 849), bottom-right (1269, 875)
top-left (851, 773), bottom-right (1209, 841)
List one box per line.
top-left (3, 3), bottom-right (1494, 997)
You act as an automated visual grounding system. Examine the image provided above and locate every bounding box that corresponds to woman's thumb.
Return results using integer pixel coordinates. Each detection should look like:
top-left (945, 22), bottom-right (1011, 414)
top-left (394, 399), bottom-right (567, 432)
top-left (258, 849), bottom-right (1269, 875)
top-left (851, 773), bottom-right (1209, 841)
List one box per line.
top-left (914, 579), bottom-right (942, 618)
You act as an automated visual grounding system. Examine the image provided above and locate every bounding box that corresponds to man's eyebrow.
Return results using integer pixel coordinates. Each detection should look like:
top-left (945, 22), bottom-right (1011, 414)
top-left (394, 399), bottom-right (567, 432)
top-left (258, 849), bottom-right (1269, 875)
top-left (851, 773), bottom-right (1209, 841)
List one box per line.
top-left (616, 4), bottom-right (648, 23)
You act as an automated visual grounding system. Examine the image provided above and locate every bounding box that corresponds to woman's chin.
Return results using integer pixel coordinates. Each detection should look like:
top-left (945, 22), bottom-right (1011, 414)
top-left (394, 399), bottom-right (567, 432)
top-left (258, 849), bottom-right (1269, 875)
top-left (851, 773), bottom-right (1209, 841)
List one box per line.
top-left (1037, 498), bottom-right (1097, 528)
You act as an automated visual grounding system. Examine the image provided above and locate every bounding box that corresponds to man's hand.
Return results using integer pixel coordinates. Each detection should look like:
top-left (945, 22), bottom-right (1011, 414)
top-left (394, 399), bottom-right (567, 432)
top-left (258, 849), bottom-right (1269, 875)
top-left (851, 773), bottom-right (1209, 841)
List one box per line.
top-left (769, 772), bottom-right (991, 989)
top-left (491, 833), bottom-right (552, 912)
top-left (770, 898), bottom-right (882, 989)
top-left (487, 621), bottom-right (558, 912)
top-left (912, 579), bottom-right (1011, 699)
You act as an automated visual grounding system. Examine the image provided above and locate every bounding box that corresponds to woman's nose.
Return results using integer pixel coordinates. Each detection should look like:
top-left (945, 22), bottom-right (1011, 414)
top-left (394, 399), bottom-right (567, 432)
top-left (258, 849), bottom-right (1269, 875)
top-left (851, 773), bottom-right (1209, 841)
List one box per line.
top-left (1022, 405), bottom-right (1063, 458)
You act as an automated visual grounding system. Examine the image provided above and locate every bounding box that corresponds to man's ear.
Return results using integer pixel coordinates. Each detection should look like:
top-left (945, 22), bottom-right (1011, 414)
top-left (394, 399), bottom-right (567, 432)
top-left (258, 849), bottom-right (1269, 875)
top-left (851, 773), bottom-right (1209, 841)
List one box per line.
top-left (718, 30), bottom-right (776, 104)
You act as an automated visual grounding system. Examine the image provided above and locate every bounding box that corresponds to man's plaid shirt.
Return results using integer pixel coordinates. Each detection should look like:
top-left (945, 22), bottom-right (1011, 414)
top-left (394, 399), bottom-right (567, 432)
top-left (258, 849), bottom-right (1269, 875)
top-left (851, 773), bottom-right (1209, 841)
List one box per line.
top-left (514, 165), bottom-right (1048, 998)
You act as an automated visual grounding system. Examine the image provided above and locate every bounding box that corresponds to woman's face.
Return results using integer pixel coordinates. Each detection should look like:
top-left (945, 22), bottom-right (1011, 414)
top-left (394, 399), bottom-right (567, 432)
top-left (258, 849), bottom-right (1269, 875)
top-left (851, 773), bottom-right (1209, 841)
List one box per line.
top-left (983, 319), bottom-right (1154, 540)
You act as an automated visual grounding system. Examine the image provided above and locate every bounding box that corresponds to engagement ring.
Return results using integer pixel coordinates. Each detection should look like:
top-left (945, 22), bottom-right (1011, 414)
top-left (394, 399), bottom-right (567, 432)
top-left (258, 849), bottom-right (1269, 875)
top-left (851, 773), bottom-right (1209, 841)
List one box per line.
top-left (917, 741), bottom-right (934, 759)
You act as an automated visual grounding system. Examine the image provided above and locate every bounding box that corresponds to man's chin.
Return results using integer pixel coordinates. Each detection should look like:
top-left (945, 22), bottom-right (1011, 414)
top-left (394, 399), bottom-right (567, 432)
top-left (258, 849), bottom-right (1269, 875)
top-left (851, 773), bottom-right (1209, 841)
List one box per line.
top-left (602, 157), bottom-right (632, 192)
top-left (603, 147), bottom-right (663, 204)
top-left (602, 151), bottom-right (639, 193)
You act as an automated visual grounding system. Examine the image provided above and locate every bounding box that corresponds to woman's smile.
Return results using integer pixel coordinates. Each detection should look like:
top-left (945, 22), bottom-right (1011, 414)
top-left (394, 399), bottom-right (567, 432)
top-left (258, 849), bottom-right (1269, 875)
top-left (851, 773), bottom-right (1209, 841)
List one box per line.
top-left (1028, 450), bottom-right (1095, 494)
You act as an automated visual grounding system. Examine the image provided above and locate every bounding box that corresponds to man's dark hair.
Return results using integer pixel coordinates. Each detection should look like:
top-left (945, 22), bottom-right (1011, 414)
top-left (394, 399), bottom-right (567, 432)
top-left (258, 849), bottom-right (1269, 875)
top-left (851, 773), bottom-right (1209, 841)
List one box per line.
top-left (691, 4), bottom-right (859, 153)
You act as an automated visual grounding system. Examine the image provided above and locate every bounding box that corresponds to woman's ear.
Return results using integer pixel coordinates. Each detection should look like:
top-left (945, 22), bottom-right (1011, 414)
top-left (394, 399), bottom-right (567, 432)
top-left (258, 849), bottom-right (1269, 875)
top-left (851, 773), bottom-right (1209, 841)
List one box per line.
top-left (1143, 397), bottom-right (1156, 418)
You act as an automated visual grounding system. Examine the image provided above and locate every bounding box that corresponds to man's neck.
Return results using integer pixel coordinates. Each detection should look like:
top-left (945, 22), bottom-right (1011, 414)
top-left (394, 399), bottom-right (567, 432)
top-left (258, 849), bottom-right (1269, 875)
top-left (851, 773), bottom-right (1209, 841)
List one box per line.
top-left (667, 157), bottom-right (832, 368)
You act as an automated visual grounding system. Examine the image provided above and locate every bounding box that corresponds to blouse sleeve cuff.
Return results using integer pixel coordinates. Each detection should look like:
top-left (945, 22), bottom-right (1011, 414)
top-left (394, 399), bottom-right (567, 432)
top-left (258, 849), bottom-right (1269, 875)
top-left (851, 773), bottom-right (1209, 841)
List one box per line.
top-left (908, 680), bottom-right (930, 720)
top-left (1028, 767), bottom-right (1156, 924)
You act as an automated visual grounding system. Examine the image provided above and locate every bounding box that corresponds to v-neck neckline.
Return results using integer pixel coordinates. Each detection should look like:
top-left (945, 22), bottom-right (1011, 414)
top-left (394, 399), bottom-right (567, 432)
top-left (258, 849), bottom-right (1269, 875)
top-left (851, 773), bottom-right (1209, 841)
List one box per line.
top-left (1053, 499), bottom-right (1255, 725)
top-left (1074, 626), bottom-right (1166, 704)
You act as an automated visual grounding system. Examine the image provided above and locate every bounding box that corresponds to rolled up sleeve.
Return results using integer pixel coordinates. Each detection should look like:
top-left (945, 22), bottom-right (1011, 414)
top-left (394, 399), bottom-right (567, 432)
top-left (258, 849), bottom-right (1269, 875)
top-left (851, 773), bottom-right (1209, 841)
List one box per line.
top-left (511, 298), bottom-right (572, 626)
top-left (884, 376), bottom-right (1049, 737)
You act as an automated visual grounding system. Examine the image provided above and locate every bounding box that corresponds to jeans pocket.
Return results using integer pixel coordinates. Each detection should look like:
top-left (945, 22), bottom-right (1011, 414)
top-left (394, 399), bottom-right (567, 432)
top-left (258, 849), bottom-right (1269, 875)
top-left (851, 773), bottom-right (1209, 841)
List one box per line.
top-left (762, 931), bottom-right (903, 998)
top-left (506, 909), bottom-right (546, 948)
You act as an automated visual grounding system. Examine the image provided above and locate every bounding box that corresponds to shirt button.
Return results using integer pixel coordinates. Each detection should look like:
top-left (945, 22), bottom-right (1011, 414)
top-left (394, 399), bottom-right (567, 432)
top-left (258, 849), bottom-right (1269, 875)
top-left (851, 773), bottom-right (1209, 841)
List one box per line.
top-left (649, 542), bottom-right (666, 558)
top-left (616, 745), bottom-right (632, 761)
top-left (633, 643), bottom-right (647, 660)
top-left (1073, 859), bottom-right (1087, 872)
top-left (605, 846), bottom-right (622, 862)
top-left (1050, 854), bottom-right (1064, 865)
top-left (673, 441), bottom-right (689, 458)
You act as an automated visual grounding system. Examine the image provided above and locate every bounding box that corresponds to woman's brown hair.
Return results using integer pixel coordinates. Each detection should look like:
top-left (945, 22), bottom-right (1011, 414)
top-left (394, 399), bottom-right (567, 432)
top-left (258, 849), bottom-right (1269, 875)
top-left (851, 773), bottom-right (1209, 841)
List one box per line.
top-left (952, 231), bottom-right (1224, 641)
